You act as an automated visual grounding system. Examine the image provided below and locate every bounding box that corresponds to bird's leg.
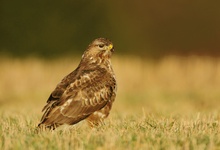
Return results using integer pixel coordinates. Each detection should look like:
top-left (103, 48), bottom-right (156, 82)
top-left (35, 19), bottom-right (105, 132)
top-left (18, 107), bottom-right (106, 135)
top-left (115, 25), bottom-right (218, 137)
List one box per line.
top-left (86, 113), bottom-right (105, 128)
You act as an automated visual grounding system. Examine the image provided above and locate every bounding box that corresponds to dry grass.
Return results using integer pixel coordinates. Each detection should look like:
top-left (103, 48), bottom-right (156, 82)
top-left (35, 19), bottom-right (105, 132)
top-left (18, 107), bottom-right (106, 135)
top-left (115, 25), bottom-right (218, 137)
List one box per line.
top-left (0, 55), bottom-right (220, 149)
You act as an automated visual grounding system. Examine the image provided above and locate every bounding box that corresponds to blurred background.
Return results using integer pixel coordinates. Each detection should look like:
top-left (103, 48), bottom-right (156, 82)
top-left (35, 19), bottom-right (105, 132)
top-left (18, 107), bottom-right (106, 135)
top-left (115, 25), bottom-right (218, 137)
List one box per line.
top-left (0, 1), bottom-right (220, 117)
top-left (1, 0), bottom-right (220, 57)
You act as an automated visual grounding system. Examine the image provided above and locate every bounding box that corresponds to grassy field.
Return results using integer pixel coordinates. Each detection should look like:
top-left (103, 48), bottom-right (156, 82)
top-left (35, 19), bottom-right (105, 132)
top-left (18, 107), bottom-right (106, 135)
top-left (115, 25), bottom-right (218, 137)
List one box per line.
top-left (0, 55), bottom-right (220, 149)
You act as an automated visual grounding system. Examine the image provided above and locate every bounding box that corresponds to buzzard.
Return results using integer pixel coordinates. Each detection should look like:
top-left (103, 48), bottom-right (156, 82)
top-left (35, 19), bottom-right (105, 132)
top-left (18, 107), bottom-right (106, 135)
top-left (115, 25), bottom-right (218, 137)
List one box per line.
top-left (38, 38), bottom-right (117, 130)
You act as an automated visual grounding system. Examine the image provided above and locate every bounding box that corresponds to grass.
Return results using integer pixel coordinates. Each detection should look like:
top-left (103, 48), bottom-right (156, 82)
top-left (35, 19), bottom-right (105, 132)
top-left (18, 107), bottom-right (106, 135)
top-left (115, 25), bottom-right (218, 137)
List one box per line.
top-left (0, 55), bottom-right (220, 149)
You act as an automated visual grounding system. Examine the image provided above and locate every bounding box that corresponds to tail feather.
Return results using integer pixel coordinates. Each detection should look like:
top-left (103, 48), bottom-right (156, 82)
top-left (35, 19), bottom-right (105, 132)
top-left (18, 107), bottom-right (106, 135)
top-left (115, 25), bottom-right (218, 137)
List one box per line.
top-left (37, 122), bottom-right (59, 130)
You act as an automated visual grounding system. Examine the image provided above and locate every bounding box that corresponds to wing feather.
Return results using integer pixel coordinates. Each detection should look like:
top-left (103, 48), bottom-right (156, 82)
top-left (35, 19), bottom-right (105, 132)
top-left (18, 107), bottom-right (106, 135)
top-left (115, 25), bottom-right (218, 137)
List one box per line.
top-left (39, 67), bottom-right (114, 126)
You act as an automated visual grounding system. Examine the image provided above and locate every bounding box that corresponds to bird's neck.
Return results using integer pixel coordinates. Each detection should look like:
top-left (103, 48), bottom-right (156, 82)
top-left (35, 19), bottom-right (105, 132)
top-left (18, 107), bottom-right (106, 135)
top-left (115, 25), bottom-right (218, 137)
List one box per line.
top-left (79, 55), bottom-right (112, 69)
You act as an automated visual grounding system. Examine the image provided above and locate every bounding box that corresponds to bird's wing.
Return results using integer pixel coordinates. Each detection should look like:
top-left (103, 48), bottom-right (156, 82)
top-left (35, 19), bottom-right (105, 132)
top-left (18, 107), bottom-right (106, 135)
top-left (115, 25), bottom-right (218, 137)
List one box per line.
top-left (40, 67), bottom-right (114, 125)
top-left (47, 67), bottom-right (80, 103)
top-left (39, 67), bottom-right (79, 122)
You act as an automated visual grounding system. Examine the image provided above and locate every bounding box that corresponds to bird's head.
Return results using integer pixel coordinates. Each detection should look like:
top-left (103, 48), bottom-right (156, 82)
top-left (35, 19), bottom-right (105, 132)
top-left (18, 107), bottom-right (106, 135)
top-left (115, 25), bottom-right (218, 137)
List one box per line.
top-left (82, 38), bottom-right (114, 62)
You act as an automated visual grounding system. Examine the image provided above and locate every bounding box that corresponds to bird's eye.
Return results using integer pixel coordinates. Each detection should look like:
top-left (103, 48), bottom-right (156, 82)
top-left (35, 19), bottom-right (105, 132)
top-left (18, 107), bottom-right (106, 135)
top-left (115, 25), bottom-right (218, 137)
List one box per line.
top-left (98, 44), bottom-right (104, 48)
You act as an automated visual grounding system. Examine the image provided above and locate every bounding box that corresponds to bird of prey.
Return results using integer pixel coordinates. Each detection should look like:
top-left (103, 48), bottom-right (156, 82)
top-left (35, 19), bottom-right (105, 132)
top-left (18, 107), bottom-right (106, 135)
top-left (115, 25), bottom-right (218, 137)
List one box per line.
top-left (38, 38), bottom-right (117, 130)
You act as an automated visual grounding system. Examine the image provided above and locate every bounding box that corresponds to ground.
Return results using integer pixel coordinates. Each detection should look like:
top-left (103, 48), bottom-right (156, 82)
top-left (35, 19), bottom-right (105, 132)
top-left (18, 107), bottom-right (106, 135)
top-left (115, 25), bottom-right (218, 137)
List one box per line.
top-left (0, 56), bottom-right (220, 149)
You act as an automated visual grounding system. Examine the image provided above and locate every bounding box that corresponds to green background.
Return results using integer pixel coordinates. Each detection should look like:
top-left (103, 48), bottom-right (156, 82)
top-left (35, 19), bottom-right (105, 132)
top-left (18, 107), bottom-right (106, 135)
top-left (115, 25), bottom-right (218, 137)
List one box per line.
top-left (1, 0), bottom-right (220, 58)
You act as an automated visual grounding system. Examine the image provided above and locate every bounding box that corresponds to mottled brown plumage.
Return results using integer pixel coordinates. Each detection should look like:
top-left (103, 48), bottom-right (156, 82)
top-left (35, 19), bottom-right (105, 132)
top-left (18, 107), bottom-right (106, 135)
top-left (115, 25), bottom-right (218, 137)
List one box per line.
top-left (38, 38), bottom-right (117, 130)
